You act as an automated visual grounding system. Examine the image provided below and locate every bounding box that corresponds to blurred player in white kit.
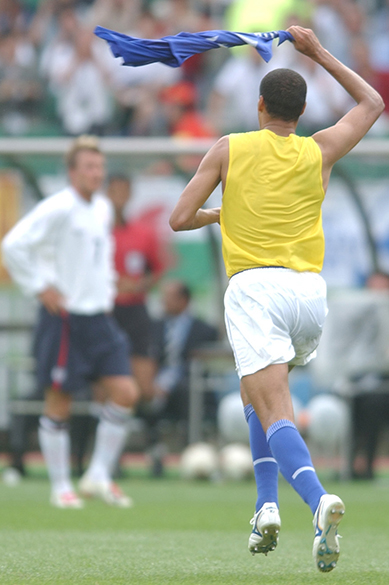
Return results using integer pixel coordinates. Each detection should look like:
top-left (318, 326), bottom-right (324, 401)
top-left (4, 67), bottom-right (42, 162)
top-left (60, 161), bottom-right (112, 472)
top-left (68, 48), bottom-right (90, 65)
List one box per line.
top-left (2, 135), bottom-right (139, 508)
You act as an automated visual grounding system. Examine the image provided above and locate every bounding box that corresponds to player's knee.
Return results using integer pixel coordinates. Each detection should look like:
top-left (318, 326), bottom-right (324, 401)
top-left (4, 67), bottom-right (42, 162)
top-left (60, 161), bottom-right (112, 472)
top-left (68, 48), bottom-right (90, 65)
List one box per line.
top-left (44, 388), bottom-right (72, 420)
top-left (109, 376), bottom-right (140, 408)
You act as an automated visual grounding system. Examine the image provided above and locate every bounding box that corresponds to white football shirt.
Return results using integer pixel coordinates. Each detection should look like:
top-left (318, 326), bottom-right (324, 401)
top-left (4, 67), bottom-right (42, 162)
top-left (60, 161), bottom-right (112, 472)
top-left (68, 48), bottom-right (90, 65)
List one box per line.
top-left (2, 187), bottom-right (116, 314)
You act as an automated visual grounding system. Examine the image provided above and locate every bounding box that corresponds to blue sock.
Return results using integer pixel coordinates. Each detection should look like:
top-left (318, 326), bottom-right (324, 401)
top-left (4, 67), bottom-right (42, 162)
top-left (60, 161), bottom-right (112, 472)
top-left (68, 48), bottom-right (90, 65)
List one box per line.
top-left (267, 419), bottom-right (326, 515)
top-left (244, 404), bottom-right (279, 512)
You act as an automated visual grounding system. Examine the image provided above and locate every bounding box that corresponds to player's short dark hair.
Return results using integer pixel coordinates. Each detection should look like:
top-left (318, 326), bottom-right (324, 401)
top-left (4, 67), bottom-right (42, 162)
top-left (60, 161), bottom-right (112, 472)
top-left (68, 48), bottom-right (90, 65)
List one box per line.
top-left (260, 69), bottom-right (307, 122)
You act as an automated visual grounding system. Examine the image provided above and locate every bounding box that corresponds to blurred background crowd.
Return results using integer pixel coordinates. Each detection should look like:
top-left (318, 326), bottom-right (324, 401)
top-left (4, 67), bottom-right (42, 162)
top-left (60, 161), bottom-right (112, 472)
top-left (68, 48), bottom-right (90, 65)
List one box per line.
top-left (1, 0), bottom-right (389, 139)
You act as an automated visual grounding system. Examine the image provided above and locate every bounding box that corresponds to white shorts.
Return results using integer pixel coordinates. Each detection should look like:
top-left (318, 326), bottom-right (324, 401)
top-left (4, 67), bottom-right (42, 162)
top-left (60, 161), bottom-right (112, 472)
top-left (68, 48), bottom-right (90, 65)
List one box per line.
top-left (224, 268), bottom-right (328, 378)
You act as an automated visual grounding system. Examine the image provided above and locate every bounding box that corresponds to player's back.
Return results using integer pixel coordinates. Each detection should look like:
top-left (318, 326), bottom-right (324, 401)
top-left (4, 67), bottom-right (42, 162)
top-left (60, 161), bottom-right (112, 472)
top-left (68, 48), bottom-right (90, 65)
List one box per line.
top-left (220, 129), bottom-right (325, 277)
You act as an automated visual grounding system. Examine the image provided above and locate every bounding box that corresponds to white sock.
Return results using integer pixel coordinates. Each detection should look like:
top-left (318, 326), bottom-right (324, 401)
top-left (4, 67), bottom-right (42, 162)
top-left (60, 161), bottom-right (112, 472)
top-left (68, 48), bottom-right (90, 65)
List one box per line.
top-left (85, 402), bottom-right (132, 483)
top-left (38, 416), bottom-right (73, 495)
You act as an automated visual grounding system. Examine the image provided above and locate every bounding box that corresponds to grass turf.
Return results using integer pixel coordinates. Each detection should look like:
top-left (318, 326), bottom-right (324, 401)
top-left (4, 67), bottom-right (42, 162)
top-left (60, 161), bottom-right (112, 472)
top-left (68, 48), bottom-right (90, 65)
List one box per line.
top-left (0, 474), bottom-right (388, 584)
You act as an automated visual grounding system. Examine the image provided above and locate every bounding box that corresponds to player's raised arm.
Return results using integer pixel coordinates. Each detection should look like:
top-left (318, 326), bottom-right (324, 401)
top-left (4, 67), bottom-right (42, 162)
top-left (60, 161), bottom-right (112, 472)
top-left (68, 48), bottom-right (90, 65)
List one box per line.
top-left (287, 26), bottom-right (384, 173)
top-left (169, 136), bottom-right (228, 232)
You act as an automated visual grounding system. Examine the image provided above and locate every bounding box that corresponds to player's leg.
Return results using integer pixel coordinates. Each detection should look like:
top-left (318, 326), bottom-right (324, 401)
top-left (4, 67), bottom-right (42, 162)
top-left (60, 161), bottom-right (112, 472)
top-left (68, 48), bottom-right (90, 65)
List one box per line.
top-left (241, 382), bottom-right (281, 555)
top-left (80, 375), bottom-right (138, 507)
top-left (242, 364), bottom-right (344, 571)
top-left (79, 313), bottom-right (139, 506)
top-left (242, 364), bottom-right (326, 512)
top-left (39, 388), bottom-right (83, 508)
top-left (34, 308), bottom-right (83, 508)
top-left (225, 269), bottom-right (344, 569)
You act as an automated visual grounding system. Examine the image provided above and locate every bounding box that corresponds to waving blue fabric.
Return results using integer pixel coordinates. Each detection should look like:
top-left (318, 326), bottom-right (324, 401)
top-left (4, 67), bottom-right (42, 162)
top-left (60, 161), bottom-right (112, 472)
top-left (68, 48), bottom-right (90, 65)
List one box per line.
top-left (94, 27), bottom-right (293, 67)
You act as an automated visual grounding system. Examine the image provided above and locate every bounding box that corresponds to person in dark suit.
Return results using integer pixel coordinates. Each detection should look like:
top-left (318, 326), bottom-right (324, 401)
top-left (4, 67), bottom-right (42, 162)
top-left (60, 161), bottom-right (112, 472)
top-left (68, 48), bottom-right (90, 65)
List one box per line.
top-left (151, 280), bottom-right (219, 418)
top-left (144, 279), bottom-right (219, 474)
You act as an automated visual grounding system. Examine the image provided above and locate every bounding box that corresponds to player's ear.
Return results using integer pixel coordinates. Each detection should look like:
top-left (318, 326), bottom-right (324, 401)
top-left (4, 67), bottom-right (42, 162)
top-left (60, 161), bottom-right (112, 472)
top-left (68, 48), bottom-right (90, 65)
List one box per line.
top-left (258, 95), bottom-right (265, 113)
top-left (300, 102), bottom-right (307, 116)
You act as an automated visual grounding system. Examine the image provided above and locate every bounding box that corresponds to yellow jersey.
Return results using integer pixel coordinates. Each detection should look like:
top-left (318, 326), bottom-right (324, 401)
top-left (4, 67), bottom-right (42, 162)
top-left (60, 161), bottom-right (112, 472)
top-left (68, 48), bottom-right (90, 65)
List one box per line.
top-left (220, 130), bottom-right (325, 278)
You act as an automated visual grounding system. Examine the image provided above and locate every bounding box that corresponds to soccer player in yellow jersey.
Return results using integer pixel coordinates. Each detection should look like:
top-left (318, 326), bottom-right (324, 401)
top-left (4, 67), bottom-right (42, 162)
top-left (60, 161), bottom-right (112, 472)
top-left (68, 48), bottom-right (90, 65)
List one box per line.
top-left (169, 26), bottom-right (384, 571)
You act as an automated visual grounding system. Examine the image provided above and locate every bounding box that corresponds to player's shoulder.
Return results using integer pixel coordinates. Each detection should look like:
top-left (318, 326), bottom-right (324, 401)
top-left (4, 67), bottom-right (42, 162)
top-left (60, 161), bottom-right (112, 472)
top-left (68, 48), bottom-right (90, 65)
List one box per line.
top-left (227, 130), bottom-right (260, 144)
top-left (33, 187), bottom-right (76, 216)
top-left (208, 135), bottom-right (230, 158)
top-left (94, 192), bottom-right (112, 210)
top-left (94, 193), bottom-right (115, 225)
top-left (302, 133), bottom-right (324, 156)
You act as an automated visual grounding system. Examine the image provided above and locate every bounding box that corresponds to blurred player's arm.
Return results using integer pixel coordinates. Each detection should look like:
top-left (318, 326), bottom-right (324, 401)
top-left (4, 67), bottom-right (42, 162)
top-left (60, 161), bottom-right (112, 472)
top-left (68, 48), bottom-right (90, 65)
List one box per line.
top-left (288, 26), bottom-right (384, 179)
top-left (169, 136), bottom-right (228, 232)
top-left (1, 198), bottom-right (67, 313)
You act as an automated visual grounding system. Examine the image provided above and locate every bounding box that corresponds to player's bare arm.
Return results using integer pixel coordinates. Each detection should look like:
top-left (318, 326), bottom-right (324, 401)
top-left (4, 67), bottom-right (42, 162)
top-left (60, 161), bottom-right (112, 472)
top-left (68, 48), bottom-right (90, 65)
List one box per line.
top-left (288, 26), bottom-right (384, 187)
top-left (169, 136), bottom-right (228, 231)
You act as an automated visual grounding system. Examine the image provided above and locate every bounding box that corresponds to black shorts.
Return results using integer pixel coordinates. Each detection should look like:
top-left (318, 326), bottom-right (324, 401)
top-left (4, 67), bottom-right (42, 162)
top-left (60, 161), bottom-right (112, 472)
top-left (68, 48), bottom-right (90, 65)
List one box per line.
top-left (33, 307), bottom-right (131, 393)
top-left (113, 303), bottom-right (152, 357)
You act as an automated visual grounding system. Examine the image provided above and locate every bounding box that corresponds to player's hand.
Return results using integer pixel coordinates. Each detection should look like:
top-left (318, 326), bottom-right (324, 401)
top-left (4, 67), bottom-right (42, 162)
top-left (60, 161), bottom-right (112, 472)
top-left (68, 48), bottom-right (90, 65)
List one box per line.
top-left (286, 26), bottom-right (323, 60)
top-left (38, 287), bottom-right (66, 315)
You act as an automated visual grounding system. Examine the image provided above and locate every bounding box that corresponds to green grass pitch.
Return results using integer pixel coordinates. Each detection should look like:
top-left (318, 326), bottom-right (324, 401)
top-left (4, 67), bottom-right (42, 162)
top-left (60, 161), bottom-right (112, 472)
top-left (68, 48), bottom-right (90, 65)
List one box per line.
top-left (1, 474), bottom-right (389, 584)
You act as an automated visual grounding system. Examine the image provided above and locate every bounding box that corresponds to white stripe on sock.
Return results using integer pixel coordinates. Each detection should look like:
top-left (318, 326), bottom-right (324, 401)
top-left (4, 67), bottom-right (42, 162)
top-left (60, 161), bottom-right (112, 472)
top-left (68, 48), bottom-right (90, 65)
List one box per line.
top-left (292, 466), bottom-right (315, 480)
top-left (253, 457), bottom-right (277, 466)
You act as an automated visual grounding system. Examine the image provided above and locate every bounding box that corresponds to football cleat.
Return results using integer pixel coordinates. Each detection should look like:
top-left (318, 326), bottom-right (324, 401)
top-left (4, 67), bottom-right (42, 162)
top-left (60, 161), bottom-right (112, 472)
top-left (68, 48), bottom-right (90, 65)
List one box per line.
top-left (50, 491), bottom-right (84, 509)
top-left (248, 502), bottom-right (281, 555)
top-left (79, 476), bottom-right (133, 508)
top-left (313, 494), bottom-right (345, 572)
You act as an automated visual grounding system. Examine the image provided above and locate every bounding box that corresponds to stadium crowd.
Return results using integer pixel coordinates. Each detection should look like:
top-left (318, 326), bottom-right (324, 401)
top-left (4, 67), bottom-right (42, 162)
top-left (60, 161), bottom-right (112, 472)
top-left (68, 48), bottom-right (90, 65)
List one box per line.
top-left (0, 0), bottom-right (388, 138)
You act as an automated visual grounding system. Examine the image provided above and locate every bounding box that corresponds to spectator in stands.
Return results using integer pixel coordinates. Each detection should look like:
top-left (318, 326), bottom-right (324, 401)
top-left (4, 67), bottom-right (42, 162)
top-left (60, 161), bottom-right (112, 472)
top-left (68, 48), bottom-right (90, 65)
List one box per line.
top-left (2, 135), bottom-right (139, 509)
top-left (207, 49), bottom-right (273, 134)
top-left (146, 280), bottom-right (219, 474)
top-left (154, 0), bottom-right (204, 35)
top-left (0, 0), bottom-right (30, 36)
top-left (0, 29), bottom-right (43, 135)
top-left (160, 80), bottom-right (217, 173)
top-left (107, 9), bottom-right (181, 136)
top-left (28, 0), bottom-right (80, 50)
top-left (311, 0), bottom-right (366, 68)
top-left (85, 0), bottom-right (141, 34)
top-left (40, 7), bottom-right (113, 135)
top-left (160, 80), bottom-right (216, 138)
top-left (108, 173), bottom-right (171, 402)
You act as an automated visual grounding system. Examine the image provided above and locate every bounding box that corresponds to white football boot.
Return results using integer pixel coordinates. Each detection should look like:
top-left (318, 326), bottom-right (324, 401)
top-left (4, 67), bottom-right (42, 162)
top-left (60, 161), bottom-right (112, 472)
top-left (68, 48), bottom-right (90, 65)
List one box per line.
top-left (79, 475), bottom-right (133, 508)
top-left (50, 491), bottom-right (84, 509)
top-left (313, 494), bottom-right (345, 572)
top-left (248, 502), bottom-right (281, 555)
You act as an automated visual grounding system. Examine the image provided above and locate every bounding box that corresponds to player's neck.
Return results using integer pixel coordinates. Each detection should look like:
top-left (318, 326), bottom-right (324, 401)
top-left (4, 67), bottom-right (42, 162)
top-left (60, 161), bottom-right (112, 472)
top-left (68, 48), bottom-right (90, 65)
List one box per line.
top-left (258, 111), bottom-right (298, 137)
top-left (115, 211), bottom-right (126, 226)
top-left (72, 185), bottom-right (93, 202)
top-left (260, 120), bottom-right (297, 137)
